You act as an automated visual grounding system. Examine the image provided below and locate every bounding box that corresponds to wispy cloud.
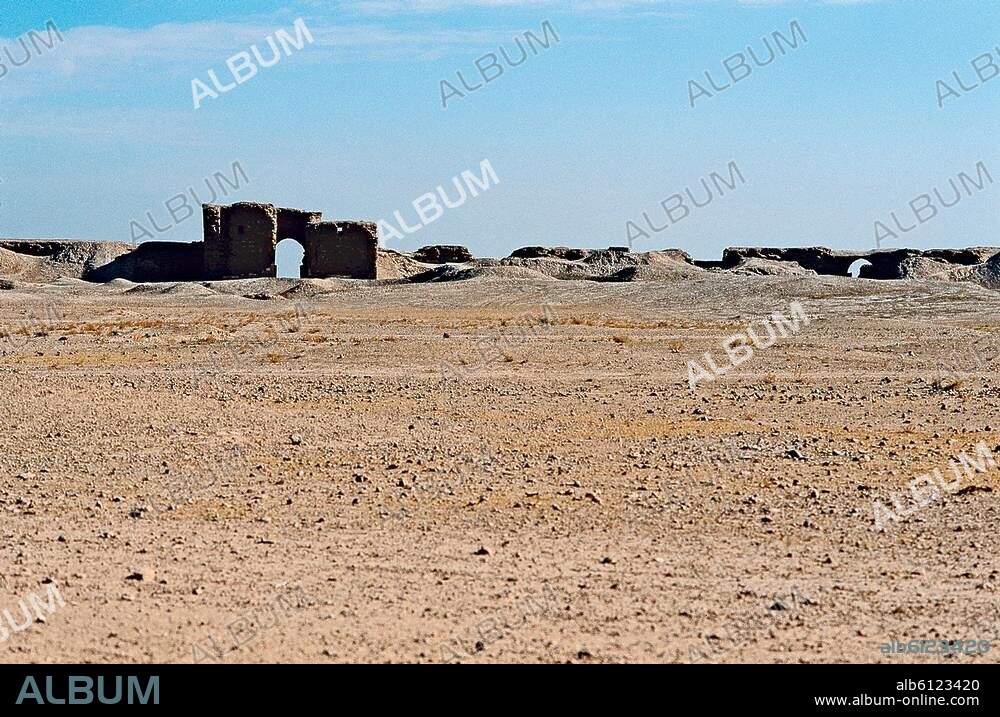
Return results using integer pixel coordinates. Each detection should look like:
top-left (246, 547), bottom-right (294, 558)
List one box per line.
top-left (0, 19), bottom-right (525, 100)
top-left (0, 0), bottom-right (878, 101)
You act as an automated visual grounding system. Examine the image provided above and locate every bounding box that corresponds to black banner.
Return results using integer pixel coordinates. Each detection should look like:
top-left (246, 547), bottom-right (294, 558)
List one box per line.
top-left (0, 664), bottom-right (992, 710)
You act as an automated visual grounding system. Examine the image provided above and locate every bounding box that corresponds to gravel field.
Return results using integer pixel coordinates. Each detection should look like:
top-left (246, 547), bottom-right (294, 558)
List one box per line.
top-left (1, 274), bottom-right (998, 664)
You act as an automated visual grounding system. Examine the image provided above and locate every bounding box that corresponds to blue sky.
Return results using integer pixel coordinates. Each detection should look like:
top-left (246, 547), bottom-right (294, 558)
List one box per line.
top-left (1, 0), bottom-right (997, 264)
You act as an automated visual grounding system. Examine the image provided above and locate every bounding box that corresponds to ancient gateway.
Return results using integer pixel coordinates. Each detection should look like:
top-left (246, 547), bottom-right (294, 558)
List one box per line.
top-left (88, 202), bottom-right (378, 282)
top-left (202, 203), bottom-right (377, 280)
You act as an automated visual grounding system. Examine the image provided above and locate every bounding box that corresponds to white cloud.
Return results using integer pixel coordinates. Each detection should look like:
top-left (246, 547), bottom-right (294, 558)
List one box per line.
top-left (0, 19), bottom-right (521, 100)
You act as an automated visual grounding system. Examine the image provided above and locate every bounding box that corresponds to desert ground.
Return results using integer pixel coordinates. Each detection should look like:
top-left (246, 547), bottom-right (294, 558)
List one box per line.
top-left (1, 272), bottom-right (999, 664)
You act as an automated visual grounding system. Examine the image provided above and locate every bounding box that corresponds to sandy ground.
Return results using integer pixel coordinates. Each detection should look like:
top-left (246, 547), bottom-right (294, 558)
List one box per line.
top-left (1, 274), bottom-right (999, 664)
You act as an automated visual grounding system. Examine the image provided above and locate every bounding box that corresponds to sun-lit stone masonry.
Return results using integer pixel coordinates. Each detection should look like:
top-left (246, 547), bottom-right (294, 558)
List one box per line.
top-left (201, 202), bottom-right (377, 280)
top-left (84, 202), bottom-right (378, 282)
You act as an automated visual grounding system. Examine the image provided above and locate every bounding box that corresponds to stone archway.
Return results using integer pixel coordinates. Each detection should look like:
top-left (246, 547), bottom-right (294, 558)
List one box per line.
top-left (201, 203), bottom-right (379, 280)
top-left (848, 258), bottom-right (872, 278)
top-left (275, 207), bottom-right (322, 278)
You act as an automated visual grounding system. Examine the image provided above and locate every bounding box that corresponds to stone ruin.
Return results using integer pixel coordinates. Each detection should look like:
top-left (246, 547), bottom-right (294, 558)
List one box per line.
top-left (203, 203), bottom-right (377, 280)
top-left (709, 246), bottom-right (999, 279)
top-left (2, 226), bottom-right (998, 287)
top-left (88, 202), bottom-right (378, 282)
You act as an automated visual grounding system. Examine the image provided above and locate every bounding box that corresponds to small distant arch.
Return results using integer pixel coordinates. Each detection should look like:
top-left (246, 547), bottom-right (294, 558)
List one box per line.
top-left (275, 238), bottom-right (305, 279)
top-left (848, 259), bottom-right (872, 278)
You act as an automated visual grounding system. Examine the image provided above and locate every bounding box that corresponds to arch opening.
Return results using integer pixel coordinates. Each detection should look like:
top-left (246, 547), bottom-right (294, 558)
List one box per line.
top-left (275, 238), bottom-right (305, 279)
top-left (848, 259), bottom-right (872, 279)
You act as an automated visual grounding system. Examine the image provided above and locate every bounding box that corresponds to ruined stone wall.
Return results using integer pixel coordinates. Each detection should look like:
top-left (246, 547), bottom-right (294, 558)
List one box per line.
top-left (214, 202), bottom-right (278, 279)
top-left (200, 203), bottom-right (377, 280)
top-left (722, 246), bottom-right (1000, 279)
top-left (87, 241), bottom-right (205, 282)
top-left (2, 202), bottom-right (380, 283)
top-left (202, 205), bottom-right (225, 278)
top-left (276, 208), bottom-right (322, 242)
top-left (304, 221), bottom-right (378, 279)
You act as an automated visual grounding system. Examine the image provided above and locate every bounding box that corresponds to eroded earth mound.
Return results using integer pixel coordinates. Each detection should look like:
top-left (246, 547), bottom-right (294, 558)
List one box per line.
top-left (1, 239), bottom-right (999, 294)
